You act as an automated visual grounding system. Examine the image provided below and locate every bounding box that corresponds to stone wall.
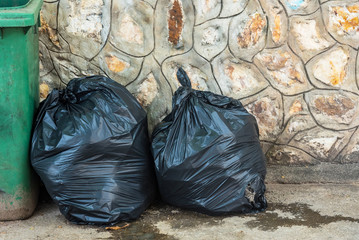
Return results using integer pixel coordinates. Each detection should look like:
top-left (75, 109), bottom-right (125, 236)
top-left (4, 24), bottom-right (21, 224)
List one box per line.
top-left (39, 0), bottom-right (359, 183)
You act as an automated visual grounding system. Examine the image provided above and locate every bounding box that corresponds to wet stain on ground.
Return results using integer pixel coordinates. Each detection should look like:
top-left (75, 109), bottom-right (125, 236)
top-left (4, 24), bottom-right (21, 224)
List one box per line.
top-left (97, 201), bottom-right (359, 238)
top-left (97, 201), bottom-right (224, 239)
top-left (245, 202), bottom-right (359, 231)
top-left (102, 221), bottom-right (177, 240)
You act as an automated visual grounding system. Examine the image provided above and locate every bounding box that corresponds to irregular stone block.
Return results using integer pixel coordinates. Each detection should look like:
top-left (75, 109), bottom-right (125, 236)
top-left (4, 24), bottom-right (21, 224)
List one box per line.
top-left (193, 0), bottom-right (221, 25)
top-left (259, 0), bottom-right (288, 47)
top-left (279, 0), bottom-right (320, 16)
top-left (283, 95), bottom-right (309, 123)
top-left (39, 41), bottom-right (54, 77)
top-left (39, 14), bottom-right (70, 52)
top-left (305, 90), bottom-right (359, 130)
top-left (212, 49), bottom-right (268, 99)
top-left (162, 50), bottom-right (221, 93)
top-left (276, 114), bottom-right (317, 144)
top-left (58, 0), bottom-right (111, 59)
top-left (154, 0), bottom-right (194, 63)
top-left (337, 128), bottom-right (359, 163)
top-left (289, 12), bottom-right (335, 63)
top-left (194, 18), bottom-right (230, 61)
top-left (241, 87), bottom-right (284, 142)
top-left (267, 145), bottom-right (318, 166)
top-left (50, 52), bottom-right (105, 84)
top-left (41, 1), bottom-right (58, 30)
top-left (110, 0), bottom-right (154, 57)
top-left (289, 127), bottom-right (354, 161)
top-left (254, 45), bottom-right (312, 95)
top-left (306, 45), bottom-right (357, 92)
top-left (228, 0), bottom-right (267, 62)
top-left (322, 0), bottom-right (359, 49)
top-left (92, 42), bottom-right (143, 86)
top-left (127, 55), bottom-right (173, 133)
top-left (220, 0), bottom-right (248, 18)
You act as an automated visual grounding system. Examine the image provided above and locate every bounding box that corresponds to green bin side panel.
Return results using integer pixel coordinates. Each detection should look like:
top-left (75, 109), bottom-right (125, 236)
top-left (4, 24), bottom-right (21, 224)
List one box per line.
top-left (0, 25), bottom-right (39, 220)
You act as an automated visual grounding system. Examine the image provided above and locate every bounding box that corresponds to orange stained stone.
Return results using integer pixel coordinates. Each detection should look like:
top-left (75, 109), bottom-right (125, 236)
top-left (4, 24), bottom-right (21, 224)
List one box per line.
top-left (347, 5), bottom-right (359, 13)
top-left (105, 56), bottom-right (128, 73)
top-left (261, 51), bottom-right (302, 85)
top-left (237, 13), bottom-right (266, 48)
top-left (225, 65), bottom-right (235, 79)
top-left (39, 14), bottom-right (60, 48)
top-left (168, 0), bottom-right (184, 46)
top-left (289, 100), bottom-right (303, 114)
top-left (40, 83), bottom-right (50, 99)
top-left (332, 5), bottom-right (359, 32)
top-left (329, 60), bottom-right (346, 86)
top-left (272, 15), bottom-right (281, 43)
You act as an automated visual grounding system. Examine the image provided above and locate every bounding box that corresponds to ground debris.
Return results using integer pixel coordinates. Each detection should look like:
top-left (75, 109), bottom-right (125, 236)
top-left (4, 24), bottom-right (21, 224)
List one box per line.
top-left (105, 223), bottom-right (130, 231)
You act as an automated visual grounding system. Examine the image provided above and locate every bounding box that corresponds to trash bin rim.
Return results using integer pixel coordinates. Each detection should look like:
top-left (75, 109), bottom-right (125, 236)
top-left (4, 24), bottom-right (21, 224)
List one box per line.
top-left (0, 0), bottom-right (43, 27)
top-left (0, 0), bottom-right (31, 10)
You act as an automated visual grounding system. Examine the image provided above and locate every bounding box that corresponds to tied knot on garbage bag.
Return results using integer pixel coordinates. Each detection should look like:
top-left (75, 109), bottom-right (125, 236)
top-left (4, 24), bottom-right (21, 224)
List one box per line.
top-left (59, 88), bottom-right (77, 104)
top-left (31, 75), bottom-right (156, 225)
top-left (151, 68), bottom-right (267, 215)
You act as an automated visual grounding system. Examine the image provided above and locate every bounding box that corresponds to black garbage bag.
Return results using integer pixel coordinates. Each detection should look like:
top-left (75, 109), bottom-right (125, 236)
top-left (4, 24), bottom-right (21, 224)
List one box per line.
top-left (151, 68), bottom-right (267, 215)
top-left (31, 76), bottom-right (156, 225)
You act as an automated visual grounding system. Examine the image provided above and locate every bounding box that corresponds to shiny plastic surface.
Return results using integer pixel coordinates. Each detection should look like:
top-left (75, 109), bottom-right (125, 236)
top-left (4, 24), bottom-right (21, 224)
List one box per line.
top-left (31, 76), bottom-right (156, 225)
top-left (0, 0), bottom-right (41, 220)
top-left (152, 68), bottom-right (267, 215)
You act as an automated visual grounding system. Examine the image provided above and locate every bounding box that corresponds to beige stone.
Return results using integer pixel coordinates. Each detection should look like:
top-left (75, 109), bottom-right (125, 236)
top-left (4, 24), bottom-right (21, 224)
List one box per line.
top-left (50, 52), bottom-right (105, 84)
top-left (254, 45), bottom-right (312, 95)
top-left (194, 19), bottom-right (230, 61)
top-left (313, 47), bottom-right (348, 86)
top-left (135, 73), bottom-right (159, 107)
top-left (193, 0), bottom-right (221, 25)
top-left (282, 95), bottom-right (309, 124)
top-left (58, 0), bottom-right (111, 59)
top-left (289, 12), bottom-right (335, 62)
top-left (242, 88), bottom-right (283, 142)
top-left (276, 114), bottom-right (317, 144)
top-left (119, 14), bottom-right (144, 45)
top-left (228, 0), bottom-right (267, 61)
top-left (290, 127), bottom-right (354, 161)
top-left (93, 42), bottom-right (143, 86)
top-left (322, 1), bottom-right (359, 48)
top-left (306, 45), bottom-right (358, 93)
top-left (305, 90), bottom-right (359, 130)
top-left (212, 49), bottom-right (268, 99)
top-left (259, 0), bottom-right (288, 47)
top-left (66, 0), bottom-right (104, 43)
top-left (110, 0), bottom-right (154, 56)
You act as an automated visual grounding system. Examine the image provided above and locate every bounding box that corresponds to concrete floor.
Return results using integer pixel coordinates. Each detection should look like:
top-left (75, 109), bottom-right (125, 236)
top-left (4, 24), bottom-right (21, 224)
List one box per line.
top-left (0, 184), bottom-right (358, 240)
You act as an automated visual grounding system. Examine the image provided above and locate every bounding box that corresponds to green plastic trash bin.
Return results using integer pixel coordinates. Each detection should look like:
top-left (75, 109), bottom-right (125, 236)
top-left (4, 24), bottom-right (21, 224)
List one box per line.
top-left (0, 0), bottom-right (42, 220)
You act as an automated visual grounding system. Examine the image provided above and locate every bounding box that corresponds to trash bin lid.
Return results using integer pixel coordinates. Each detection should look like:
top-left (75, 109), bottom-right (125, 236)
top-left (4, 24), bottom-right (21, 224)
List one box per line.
top-left (0, 0), bottom-right (43, 27)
